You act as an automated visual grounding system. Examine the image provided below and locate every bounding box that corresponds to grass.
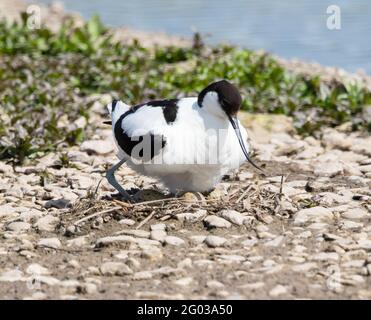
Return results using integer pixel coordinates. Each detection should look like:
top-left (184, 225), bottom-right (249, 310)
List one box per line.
top-left (0, 14), bottom-right (370, 163)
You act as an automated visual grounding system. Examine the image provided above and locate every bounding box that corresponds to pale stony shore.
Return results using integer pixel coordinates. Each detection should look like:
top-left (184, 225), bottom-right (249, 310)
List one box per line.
top-left (0, 106), bottom-right (370, 299)
top-left (1, 0), bottom-right (371, 300)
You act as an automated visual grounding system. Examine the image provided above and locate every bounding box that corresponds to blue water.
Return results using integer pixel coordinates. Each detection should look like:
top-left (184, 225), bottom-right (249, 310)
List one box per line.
top-left (39, 0), bottom-right (371, 74)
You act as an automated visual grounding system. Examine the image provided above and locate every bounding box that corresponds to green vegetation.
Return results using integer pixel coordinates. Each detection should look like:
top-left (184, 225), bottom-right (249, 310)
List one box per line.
top-left (0, 14), bottom-right (370, 163)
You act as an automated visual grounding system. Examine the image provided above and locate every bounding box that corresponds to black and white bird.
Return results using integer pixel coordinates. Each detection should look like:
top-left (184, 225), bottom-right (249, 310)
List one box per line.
top-left (105, 80), bottom-right (261, 200)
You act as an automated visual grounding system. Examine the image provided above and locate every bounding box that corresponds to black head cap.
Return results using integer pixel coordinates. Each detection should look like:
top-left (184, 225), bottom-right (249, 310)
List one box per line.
top-left (198, 80), bottom-right (242, 116)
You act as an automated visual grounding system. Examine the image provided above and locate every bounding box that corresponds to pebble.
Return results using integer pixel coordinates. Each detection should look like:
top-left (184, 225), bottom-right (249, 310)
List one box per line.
top-left (0, 269), bottom-right (25, 282)
top-left (44, 198), bottom-right (70, 209)
top-left (341, 220), bottom-right (363, 230)
top-left (206, 280), bottom-right (225, 289)
top-left (204, 235), bottom-right (227, 248)
top-left (176, 210), bottom-right (207, 223)
top-left (177, 258), bottom-right (193, 269)
top-left (242, 238), bottom-right (258, 247)
top-left (6, 221), bottom-right (31, 233)
top-left (189, 235), bottom-right (207, 244)
top-left (119, 219), bottom-right (136, 226)
top-left (0, 162), bottom-right (13, 173)
top-left (312, 252), bottom-right (339, 261)
top-left (141, 247), bottom-right (163, 261)
top-left (150, 230), bottom-right (167, 242)
top-left (174, 277), bottom-right (193, 286)
top-left (115, 229), bottom-right (150, 238)
top-left (239, 282), bottom-right (265, 290)
top-left (264, 236), bottom-right (284, 247)
top-left (294, 206), bottom-right (333, 225)
top-left (26, 263), bottom-right (50, 275)
top-left (203, 215), bottom-right (231, 229)
top-left (33, 275), bottom-right (60, 286)
top-left (341, 208), bottom-right (368, 220)
top-left (357, 239), bottom-right (371, 250)
top-left (132, 271), bottom-right (153, 280)
top-left (96, 235), bottom-right (160, 247)
top-left (80, 139), bottom-right (114, 155)
top-left (37, 238), bottom-right (62, 249)
top-left (218, 255), bottom-right (245, 262)
top-left (269, 285), bottom-right (288, 297)
top-left (66, 236), bottom-right (88, 247)
top-left (150, 223), bottom-right (167, 231)
top-left (360, 164), bottom-right (371, 173)
top-left (314, 161), bottom-right (343, 177)
top-left (34, 215), bottom-right (60, 232)
top-left (100, 262), bottom-right (133, 276)
top-left (165, 236), bottom-right (185, 246)
top-left (292, 262), bottom-right (318, 273)
top-left (219, 209), bottom-right (247, 226)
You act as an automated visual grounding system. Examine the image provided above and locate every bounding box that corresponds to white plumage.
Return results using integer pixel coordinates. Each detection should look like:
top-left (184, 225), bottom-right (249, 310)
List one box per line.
top-left (108, 98), bottom-right (248, 193)
top-left (105, 80), bottom-right (257, 198)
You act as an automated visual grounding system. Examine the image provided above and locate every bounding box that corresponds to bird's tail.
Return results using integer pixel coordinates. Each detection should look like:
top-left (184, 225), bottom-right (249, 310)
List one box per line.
top-left (106, 100), bottom-right (131, 126)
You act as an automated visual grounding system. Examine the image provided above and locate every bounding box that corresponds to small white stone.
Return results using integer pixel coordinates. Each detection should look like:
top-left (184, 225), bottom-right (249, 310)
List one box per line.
top-left (37, 238), bottom-right (61, 249)
top-left (150, 223), bottom-right (167, 231)
top-left (206, 280), bottom-right (225, 289)
top-left (176, 210), bottom-right (207, 223)
top-left (80, 139), bottom-right (114, 155)
top-left (33, 275), bottom-right (60, 286)
top-left (341, 220), bottom-right (363, 230)
top-left (177, 258), bottom-right (193, 269)
top-left (132, 271), bottom-right (153, 280)
top-left (96, 235), bottom-right (160, 247)
top-left (218, 255), bottom-right (245, 262)
top-left (189, 235), bottom-right (207, 244)
top-left (204, 215), bottom-right (231, 228)
top-left (115, 229), bottom-right (150, 238)
top-left (26, 263), bottom-right (50, 275)
top-left (358, 239), bottom-right (371, 250)
top-left (219, 209), bottom-right (247, 226)
top-left (264, 236), bottom-right (284, 247)
top-left (312, 252), bottom-right (339, 261)
top-left (100, 262), bottom-right (133, 276)
top-left (204, 235), bottom-right (227, 248)
top-left (342, 208), bottom-right (368, 220)
top-left (294, 206), bottom-right (333, 225)
top-left (239, 282), bottom-right (265, 290)
top-left (292, 262), bottom-right (317, 273)
top-left (0, 269), bottom-right (25, 282)
top-left (66, 236), bottom-right (88, 247)
top-left (165, 236), bottom-right (185, 246)
top-left (119, 219), bottom-right (136, 226)
top-left (269, 285), bottom-right (288, 297)
top-left (6, 221), bottom-right (31, 233)
top-left (314, 161), bottom-right (343, 177)
top-left (242, 238), bottom-right (258, 247)
top-left (174, 277), bottom-right (193, 286)
top-left (150, 230), bottom-right (167, 242)
top-left (34, 215), bottom-right (60, 232)
top-left (141, 247), bottom-right (163, 261)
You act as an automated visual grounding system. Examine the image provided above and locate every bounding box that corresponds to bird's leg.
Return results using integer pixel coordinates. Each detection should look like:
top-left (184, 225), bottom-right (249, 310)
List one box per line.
top-left (106, 158), bottom-right (132, 201)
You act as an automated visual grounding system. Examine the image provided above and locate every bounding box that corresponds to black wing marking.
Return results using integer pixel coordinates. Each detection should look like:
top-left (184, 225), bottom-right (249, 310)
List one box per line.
top-left (130, 99), bottom-right (179, 124)
top-left (114, 114), bottom-right (166, 161)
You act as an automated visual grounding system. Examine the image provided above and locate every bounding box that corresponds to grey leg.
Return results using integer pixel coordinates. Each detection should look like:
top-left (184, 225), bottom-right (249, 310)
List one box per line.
top-left (106, 158), bottom-right (132, 201)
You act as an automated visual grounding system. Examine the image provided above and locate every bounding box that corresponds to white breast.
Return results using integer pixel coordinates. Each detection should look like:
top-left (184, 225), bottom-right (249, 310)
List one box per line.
top-left (116, 98), bottom-right (249, 193)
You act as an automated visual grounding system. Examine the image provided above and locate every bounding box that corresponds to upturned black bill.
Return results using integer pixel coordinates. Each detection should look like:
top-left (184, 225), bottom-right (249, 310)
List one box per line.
top-left (228, 115), bottom-right (264, 173)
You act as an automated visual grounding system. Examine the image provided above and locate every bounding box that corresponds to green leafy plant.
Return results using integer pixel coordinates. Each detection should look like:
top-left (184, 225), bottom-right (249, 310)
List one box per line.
top-left (0, 14), bottom-right (370, 164)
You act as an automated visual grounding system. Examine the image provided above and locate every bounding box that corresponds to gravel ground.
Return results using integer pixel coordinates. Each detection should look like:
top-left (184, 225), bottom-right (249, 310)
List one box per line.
top-left (0, 105), bottom-right (370, 300)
